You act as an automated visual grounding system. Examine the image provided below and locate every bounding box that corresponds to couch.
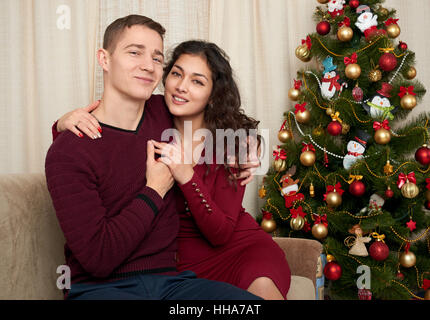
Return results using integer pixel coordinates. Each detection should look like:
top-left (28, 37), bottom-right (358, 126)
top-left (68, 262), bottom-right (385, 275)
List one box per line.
top-left (0, 173), bottom-right (323, 300)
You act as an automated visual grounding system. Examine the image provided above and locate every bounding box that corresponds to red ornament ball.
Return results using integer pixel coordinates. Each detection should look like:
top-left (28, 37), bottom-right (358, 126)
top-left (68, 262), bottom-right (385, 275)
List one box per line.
top-left (349, 180), bottom-right (365, 197)
top-left (425, 201), bottom-right (430, 210)
top-left (369, 240), bottom-right (389, 261)
top-left (317, 21), bottom-right (331, 35)
top-left (396, 271), bottom-right (405, 280)
top-left (379, 52), bottom-right (397, 72)
top-left (352, 86), bottom-right (363, 102)
top-left (398, 41), bottom-right (408, 51)
top-left (327, 121), bottom-right (342, 136)
top-left (349, 0), bottom-right (360, 9)
top-left (385, 188), bottom-right (394, 199)
top-left (324, 261), bottom-right (342, 280)
top-left (358, 288), bottom-right (372, 300)
top-left (415, 145), bottom-right (430, 166)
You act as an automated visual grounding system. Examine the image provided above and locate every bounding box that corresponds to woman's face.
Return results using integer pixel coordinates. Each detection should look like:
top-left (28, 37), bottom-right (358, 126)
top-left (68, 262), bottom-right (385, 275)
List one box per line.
top-left (164, 53), bottom-right (213, 119)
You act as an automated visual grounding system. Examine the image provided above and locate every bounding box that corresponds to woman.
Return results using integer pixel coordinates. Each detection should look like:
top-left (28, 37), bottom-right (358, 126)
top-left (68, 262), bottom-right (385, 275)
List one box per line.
top-left (54, 40), bottom-right (291, 299)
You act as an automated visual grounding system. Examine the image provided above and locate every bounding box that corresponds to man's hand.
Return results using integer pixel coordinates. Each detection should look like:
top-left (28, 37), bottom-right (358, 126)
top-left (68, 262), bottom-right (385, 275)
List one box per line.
top-left (146, 140), bottom-right (175, 198)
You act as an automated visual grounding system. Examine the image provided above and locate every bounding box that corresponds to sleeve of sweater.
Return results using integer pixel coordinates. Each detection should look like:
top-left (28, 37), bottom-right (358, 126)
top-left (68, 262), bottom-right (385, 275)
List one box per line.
top-left (178, 167), bottom-right (245, 247)
top-left (52, 121), bottom-right (61, 141)
top-left (45, 148), bottom-right (163, 278)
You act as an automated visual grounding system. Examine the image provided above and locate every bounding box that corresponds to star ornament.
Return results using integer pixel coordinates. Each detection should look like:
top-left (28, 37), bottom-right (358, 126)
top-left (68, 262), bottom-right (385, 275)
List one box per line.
top-left (406, 219), bottom-right (416, 232)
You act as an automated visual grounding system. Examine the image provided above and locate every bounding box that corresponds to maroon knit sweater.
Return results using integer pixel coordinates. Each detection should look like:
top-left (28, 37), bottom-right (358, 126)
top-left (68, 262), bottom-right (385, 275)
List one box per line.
top-left (45, 95), bottom-right (179, 284)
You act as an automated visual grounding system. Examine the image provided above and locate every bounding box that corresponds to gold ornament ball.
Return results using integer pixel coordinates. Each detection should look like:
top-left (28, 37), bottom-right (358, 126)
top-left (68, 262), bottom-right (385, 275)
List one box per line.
top-left (300, 150), bottom-right (316, 167)
top-left (345, 63), bottom-right (362, 80)
top-left (399, 251), bottom-right (416, 268)
top-left (312, 223), bottom-right (328, 240)
top-left (425, 189), bottom-right (430, 201)
top-left (337, 26), bottom-right (354, 42)
top-left (404, 66), bottom-right (417, 80)
top-left (425, 289), bottom-right (430, 300)
top-left (278, 129), bottom-right (293, 143)
top-left (288, 87), bottom-right (301, 101)
top-left (368, 69), bottom-right (382, 82)
top-left (326, 191), bottom-right (342, 208)
top-left (400, 94), bottom-right (417, 110)
top-left (378, 6), bottom-right (389, 16)
top-left (273, 158), bottom-right (287, 172)
top-left (326, 107), bottom-right (334, 116)
top-left (295, 44), bottom-right (311, 62)
top-left (386, 24), bottom-right (401, 38)
top-left (296, 110), bottom-right (311, 124)
top-left (261, 218), bottom-right (277, 233)
top-left (317, 0), bottom-right (329, 3)
top-left (341, 123), bottom-right (350, 134)
top-left (290, 216), bottom-right (305, 231)
top-left (401, 182), bottom-right (419, 199)
top-left (313, 126), bottom-right (325, 137)
top-left (374, 128), bottom-right (391, 145)
top-left (326, 254), bottom-right (335, 262)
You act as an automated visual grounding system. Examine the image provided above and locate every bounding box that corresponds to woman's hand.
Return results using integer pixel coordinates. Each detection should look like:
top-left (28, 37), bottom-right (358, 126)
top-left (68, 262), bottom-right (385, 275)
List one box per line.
top-left (152, 140), bottom-right (194, 185)
top-left (57, 100), bottom-right (102, 139)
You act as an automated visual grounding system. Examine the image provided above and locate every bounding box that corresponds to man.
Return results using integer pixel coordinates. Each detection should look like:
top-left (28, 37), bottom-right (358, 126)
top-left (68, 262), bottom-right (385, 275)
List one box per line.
top-left (45, 14), bottom-right (260, 300)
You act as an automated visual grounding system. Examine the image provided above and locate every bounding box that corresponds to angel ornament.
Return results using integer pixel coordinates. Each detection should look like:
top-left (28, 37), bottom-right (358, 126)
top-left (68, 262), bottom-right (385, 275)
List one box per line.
top-left (345, 224), bottom-right (371, 257)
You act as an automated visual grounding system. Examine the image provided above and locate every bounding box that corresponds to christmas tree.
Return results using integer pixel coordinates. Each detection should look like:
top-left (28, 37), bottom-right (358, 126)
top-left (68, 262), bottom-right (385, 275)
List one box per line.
top-left (259, 0), bottom-right (430, 300)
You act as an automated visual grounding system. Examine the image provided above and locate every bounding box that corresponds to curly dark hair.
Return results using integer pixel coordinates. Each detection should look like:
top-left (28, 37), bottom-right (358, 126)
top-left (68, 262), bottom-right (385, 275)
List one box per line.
top-left (162, 40), bottom-right (260, 181)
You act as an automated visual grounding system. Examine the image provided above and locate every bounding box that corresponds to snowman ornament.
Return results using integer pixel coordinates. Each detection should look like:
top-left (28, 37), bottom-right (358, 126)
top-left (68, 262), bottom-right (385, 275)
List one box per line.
top-left (355, 5), bottom-right (380, 39)
top-left (363, 83), bottom-right (396, 120)
top-left (343, 131), bottom-right (370, 170)
top-left (320, 56), bottom-right (347, 100)
top-left (327, 0), bottom-right (345, 18)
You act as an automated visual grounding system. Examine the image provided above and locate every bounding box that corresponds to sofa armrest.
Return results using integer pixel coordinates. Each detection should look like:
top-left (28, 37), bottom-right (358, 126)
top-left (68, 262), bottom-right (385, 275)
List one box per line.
top-left (273, 237), bottom-right (323, 288)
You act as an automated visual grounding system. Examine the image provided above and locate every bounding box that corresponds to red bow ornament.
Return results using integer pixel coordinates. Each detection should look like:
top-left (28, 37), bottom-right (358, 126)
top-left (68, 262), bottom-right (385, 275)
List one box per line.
top-left (338, 16), bottom-right (351, 28)
top-left (344, 52), bottom-right (357, 65)
top-left (397, 172), bottom-right (416, 189)
top-left (426, 177), bottom-right (430, 190)
top-left (273, 148), bottom-right (287, 160)
top-left (294, 102), bottom-right (307, 114)
top-left (261, 210), bottom-right (272, 220)
top-left (314, 214), bottom-right (328, 227)
top-left (385, 18), bottom-right (399, 26)
top-left (301, 36), bottom-right (312, 50)
top-left (301, 142), bottom-right (316, 153)
top-left (398, 86), bottom-right (416, 98)
top-left (373, 120), bottom-right (390, 131)
top-left (293, 79), bottom-right (302, 90)
top-left (323, 182), bottom-right (344, 200)
top-left (290, 206), bottom-right (307, 219)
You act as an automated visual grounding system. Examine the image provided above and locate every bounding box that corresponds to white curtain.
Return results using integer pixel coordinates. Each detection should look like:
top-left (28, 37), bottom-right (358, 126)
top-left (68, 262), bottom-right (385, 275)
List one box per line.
top-left (1, 0), bottom-right (429, 216)
top-left (0, 0), bottom-right (99, 173)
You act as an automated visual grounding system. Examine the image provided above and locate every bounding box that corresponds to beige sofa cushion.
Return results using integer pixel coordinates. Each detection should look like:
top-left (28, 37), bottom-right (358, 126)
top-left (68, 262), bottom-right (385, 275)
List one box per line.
top-left (0, 174), bottom-right (64, 299)
top-left (286, 276), bottom-right (316, 300)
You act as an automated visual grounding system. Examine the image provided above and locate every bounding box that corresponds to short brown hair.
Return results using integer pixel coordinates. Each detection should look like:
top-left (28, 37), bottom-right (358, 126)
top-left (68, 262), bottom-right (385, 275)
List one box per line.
top-left (103, 14), bottom-right (165, 54)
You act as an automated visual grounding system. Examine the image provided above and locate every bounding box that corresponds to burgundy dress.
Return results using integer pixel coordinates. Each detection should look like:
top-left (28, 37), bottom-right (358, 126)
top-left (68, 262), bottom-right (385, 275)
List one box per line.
top-left (176, 163), bottom-right (291, 298)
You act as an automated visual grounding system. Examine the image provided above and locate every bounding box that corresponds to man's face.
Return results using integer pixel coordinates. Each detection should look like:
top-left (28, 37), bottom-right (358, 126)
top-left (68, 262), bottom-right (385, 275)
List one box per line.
top-left (103, 25), bottom-right (164, 101)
